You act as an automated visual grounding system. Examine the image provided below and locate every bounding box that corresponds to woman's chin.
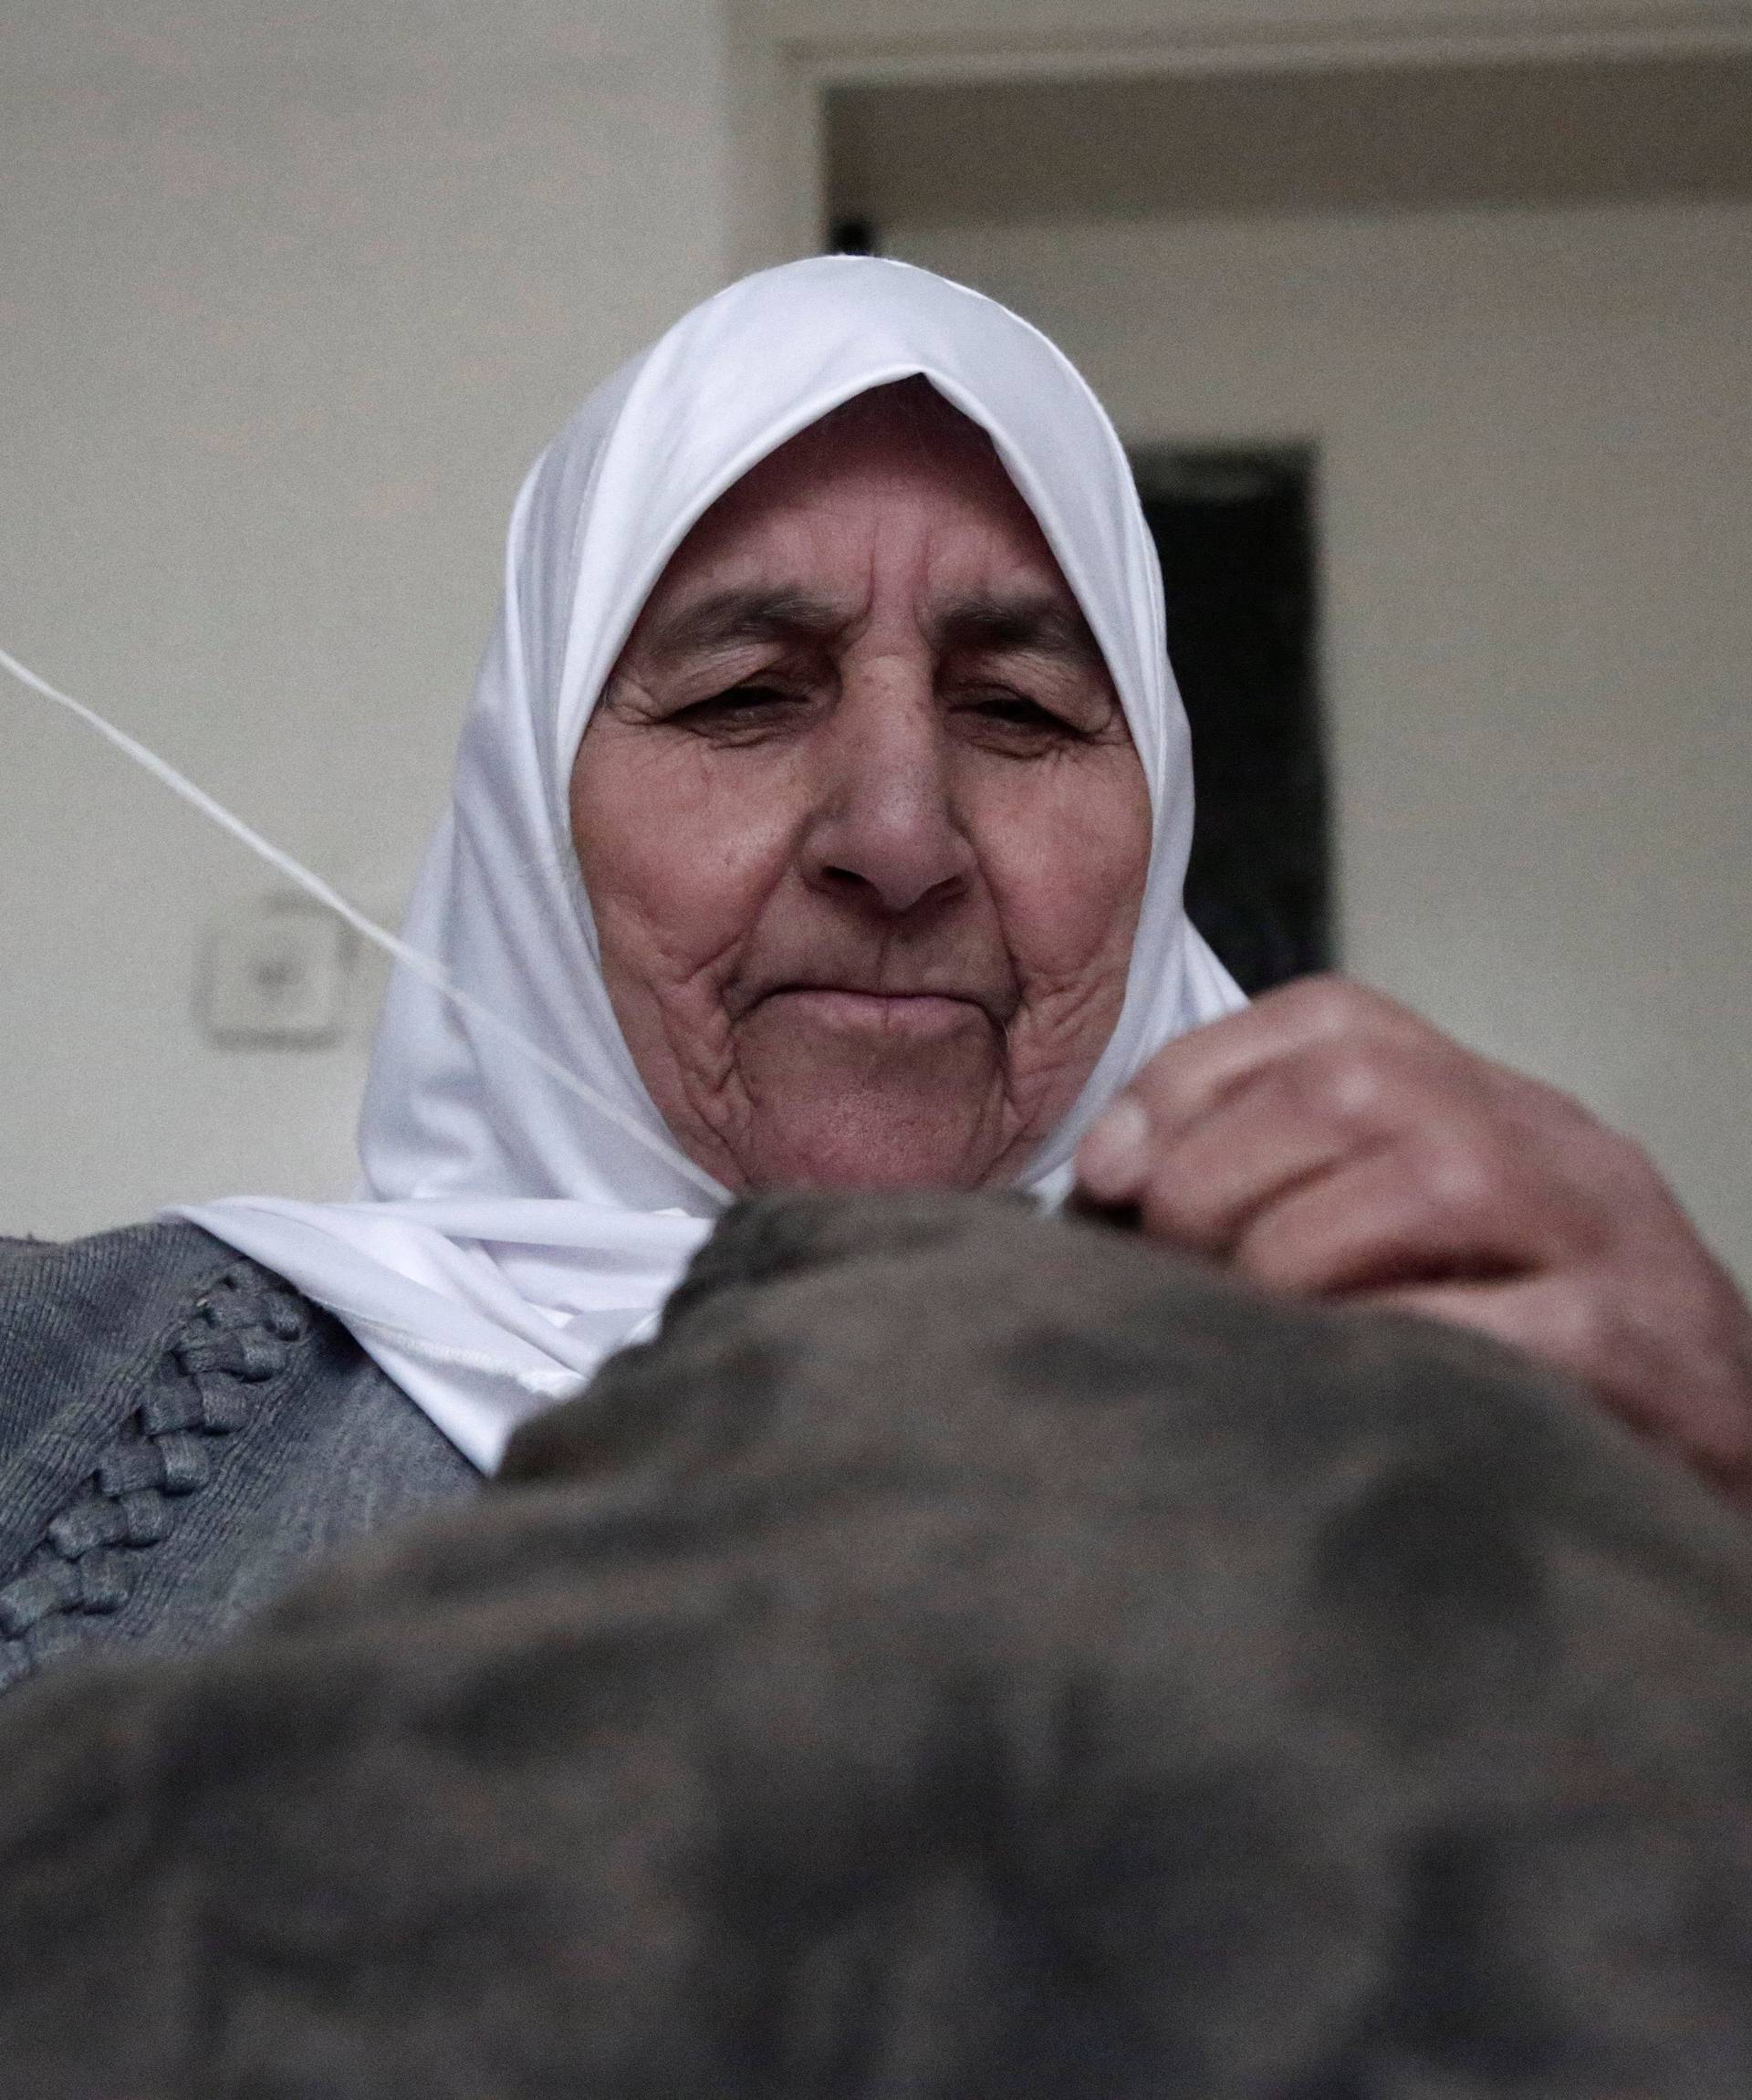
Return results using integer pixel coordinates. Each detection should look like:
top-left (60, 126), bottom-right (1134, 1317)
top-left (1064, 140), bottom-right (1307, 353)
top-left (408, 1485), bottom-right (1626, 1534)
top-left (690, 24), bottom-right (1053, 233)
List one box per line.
top-left (735, 1084), bottom-right (1011, 1195)
top-left (712, 1012), bottom-right (1012, 1193)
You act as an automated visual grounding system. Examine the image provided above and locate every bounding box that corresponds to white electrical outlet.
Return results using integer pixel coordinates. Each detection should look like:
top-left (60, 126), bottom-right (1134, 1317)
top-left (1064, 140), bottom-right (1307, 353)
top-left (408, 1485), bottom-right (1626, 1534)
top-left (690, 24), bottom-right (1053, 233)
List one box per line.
top-left (200, 895), bottom-right (352, 1048)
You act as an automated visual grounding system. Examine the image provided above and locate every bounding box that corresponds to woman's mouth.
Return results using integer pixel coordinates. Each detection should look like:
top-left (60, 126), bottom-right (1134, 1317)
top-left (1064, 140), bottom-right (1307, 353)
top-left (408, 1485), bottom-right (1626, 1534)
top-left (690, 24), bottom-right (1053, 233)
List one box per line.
top-left (766, 987), bottom-right (989, 1040)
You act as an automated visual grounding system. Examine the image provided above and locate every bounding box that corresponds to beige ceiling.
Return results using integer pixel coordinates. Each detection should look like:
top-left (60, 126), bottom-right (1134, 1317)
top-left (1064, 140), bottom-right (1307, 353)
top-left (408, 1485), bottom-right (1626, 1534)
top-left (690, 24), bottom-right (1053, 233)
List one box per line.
top-left (826, 49), bottom-right (1752, 225)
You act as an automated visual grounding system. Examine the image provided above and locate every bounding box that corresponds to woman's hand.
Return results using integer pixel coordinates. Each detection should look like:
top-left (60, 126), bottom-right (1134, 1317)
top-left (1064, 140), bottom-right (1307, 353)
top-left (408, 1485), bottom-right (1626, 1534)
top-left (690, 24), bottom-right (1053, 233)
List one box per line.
top-left (1076, 976), bottom-right (1752, 1505)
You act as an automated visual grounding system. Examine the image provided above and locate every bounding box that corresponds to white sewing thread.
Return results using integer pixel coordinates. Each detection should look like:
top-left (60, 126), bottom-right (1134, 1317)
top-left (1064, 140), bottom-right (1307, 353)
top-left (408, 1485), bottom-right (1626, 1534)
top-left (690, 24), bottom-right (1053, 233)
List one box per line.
top-left (0, 643), bottom-right (723, 1199)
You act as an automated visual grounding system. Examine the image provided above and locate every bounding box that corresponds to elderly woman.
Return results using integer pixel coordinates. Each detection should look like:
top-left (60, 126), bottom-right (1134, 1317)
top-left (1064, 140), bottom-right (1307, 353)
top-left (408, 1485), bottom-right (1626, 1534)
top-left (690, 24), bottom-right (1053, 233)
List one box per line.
top-left (0, 256), bottom-right (1747, 1693)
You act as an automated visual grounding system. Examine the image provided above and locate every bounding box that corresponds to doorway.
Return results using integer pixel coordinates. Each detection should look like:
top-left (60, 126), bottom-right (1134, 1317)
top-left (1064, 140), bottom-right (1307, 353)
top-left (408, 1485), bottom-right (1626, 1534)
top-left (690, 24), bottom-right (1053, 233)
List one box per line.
top-left (1133, 445), bottom-right (1329, 995)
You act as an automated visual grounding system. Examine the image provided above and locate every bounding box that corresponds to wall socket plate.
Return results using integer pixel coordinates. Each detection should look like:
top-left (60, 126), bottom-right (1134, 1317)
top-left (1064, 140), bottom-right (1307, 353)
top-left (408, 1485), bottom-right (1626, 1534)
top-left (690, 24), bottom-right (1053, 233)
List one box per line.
top-left (199, 894), bottom-right (353, 1048)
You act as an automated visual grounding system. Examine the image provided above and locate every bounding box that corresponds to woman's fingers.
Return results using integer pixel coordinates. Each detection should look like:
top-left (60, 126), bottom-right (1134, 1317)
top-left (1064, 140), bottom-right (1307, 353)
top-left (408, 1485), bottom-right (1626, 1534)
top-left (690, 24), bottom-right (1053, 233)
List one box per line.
top-left (1075, 1094), bottom-right (1152, 1205)
top-left (1120, 1046), bottom-right (1548, 1262)
top-left (1071, 974), bottom-right (1752, 1506)
top-left (1076, 979), bottom-right (1438, 1208)
top-left (1220, 1134), bottom-right (1575, 1294)
top-left (1079, 977), bottom-right (1571, 1266)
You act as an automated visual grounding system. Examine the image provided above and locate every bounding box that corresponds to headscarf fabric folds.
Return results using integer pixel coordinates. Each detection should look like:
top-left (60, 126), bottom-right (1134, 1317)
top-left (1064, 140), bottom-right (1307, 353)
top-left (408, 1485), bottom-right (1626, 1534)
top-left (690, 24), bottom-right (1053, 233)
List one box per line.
top-left (182, 256), bottom-right (1244, 1471)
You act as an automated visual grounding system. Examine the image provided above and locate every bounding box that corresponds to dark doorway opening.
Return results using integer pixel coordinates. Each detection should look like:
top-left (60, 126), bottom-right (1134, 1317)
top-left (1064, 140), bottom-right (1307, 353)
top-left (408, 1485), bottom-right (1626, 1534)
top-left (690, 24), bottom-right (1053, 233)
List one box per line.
top-left (1132, 447), bottom-right (1330, 995)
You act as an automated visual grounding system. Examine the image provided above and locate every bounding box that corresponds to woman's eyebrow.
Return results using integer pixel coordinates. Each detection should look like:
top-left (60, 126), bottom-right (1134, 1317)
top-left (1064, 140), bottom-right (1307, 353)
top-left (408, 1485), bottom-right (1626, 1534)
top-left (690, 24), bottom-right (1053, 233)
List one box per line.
top-left (646, 587), bottom-right (848, 659)
top-left (930, 592), bottom-right (1107, 672)
top-left (641, 585), bottom-right (1109, 674)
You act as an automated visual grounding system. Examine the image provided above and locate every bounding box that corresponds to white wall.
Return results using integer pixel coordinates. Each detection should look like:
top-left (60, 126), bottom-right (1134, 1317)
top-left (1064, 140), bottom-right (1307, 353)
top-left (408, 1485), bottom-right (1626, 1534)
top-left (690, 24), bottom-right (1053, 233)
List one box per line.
top-left (1, 1), bottom-right (735, 1238)
top-left (892, 200), bottom-right (1752, 1282)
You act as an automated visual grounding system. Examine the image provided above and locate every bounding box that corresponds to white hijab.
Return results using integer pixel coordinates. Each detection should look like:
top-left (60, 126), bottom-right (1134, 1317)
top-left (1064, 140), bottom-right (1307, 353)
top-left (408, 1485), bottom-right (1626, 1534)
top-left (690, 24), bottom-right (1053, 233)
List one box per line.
top-left (182, 256), bottom-right (1244, 1472)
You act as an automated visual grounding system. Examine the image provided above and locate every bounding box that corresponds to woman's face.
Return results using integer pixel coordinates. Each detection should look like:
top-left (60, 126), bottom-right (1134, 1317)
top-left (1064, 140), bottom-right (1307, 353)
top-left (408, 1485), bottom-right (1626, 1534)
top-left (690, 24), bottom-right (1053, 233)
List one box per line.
top-left (569, 384), bottom-right (1152, 1192)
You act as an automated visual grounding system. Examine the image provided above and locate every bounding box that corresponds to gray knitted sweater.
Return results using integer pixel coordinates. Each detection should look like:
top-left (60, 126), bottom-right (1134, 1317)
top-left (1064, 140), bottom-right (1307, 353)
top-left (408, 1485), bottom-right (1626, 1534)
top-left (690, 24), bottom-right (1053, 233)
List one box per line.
top-left (0, 1221), bottom-right (478, 1695)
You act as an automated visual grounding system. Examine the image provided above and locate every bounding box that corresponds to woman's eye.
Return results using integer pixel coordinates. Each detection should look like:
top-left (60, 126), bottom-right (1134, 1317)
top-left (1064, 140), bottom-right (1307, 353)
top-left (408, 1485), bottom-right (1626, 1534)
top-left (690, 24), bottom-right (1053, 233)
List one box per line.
top-left (961, 691), bottom-right (1084, 743)
top-left (673, 684), bottom-right (801, 732)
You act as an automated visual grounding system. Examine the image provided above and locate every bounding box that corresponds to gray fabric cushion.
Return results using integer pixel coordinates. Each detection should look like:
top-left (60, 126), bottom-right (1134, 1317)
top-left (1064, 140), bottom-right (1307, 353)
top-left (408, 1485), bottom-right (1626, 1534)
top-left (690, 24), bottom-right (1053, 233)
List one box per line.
top-left (1, 1191), bottom-right (1750, 2097)
top-left (0, 1220), bottom-right (478, 1688)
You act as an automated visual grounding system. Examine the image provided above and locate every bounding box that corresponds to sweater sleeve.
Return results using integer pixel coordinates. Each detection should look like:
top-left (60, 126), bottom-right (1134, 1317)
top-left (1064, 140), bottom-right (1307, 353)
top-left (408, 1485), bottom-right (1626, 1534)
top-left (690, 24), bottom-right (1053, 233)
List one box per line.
top-left (0, 1222), bottom-right (477, 1694)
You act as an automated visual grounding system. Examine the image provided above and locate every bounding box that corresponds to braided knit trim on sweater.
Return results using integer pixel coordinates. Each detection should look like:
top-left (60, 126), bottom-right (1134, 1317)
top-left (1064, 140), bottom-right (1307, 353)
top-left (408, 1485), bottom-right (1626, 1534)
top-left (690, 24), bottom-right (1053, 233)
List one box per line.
top-left (0, 1264), bottom-right (306, 1689)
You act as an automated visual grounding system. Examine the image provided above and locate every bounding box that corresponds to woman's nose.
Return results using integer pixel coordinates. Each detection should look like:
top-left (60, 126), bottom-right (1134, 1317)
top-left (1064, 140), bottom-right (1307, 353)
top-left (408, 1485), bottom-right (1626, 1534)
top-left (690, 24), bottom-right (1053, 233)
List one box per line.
top-left (800, 663), bottom-right (975, 917)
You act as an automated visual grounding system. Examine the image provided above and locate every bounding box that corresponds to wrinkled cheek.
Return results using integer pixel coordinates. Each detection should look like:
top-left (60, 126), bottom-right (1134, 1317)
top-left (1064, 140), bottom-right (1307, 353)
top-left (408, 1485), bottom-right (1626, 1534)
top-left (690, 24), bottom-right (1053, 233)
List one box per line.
top-left (997, 990), bottom-right (1121, 1139)
top-left (987, 880), bottom-right (1146, 1122)
top-left (581, 798), bottom-right (797, 1008)
top-left (973, 758), bottom-right (1150, 961)
top-left (578, 853), bottom-right (772, 1128)
top-left (994, 844), bottom-right (1146, 1012)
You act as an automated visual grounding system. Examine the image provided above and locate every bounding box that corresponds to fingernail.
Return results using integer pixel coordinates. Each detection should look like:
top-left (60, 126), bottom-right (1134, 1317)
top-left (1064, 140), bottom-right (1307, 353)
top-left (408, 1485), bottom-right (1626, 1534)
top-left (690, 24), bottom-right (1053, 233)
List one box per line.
top-left (1077, 1095), bottom-right (1150, 1202)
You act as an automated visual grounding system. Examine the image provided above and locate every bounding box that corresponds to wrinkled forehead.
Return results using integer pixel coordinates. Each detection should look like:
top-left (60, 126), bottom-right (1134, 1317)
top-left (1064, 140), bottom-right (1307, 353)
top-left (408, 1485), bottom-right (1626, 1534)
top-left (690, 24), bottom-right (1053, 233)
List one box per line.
top-left (614, 375), bottom-right (1102, 653)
